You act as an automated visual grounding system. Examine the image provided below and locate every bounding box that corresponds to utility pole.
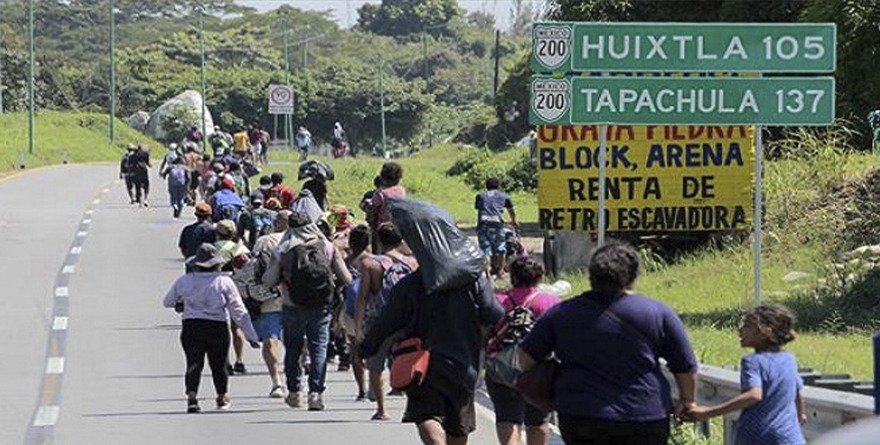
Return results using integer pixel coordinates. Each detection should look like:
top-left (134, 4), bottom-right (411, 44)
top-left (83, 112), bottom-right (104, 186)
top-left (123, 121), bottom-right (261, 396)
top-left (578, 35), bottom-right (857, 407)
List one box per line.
top-left (422, 31), bottom-right (431, 147)
top-left (0, 35), bottom-right (5, 114)
top-left (493, 29), bottom-right (501, 95)
top-left (303, 25), bottom-right (311, 69)
top-left (109, 0), bottom-right (116, 143)
top-left (28, 0), bottom-right (35, 154)
top-left (283, 20), bottom-right (293, 150)
top-left (199, 8), bottom-right (207, 152)
top-left (380, 59), bottom-right (387, 155)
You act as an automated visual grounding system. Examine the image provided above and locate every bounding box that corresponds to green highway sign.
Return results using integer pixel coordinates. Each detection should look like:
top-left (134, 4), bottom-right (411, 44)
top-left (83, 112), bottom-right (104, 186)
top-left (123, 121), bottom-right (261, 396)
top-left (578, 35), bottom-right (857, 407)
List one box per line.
top-left (532, 22), bottom-right (836, 73)
top-left (529, 76), bottom-right (835, 126)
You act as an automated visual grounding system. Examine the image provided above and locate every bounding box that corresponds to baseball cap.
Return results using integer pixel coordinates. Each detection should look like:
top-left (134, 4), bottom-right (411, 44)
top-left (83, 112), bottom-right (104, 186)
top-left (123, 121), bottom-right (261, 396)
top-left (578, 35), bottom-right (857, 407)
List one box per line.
top-left (194, 202), bottom-right (212, 217)
top-left (215, 220), bottom-right (237, 237)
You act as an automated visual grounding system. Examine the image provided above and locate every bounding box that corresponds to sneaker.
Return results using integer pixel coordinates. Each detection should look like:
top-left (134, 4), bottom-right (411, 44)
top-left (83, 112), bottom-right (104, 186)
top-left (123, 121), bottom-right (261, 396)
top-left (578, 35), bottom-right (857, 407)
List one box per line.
top-left (226, 363), bottom-right (235, 376)
top-left (355, 390), bottom-right (366, 402)
top-left (269, 385), bottom-right (286, 399)
top-left (186, 399), bottom-right (201, 414)
top-left (216, 395), bottom-right (231, 411)
top-left (233, 362), bottom-right (247, 374)
top-left (337, 363), bottom-right (350, 372)
top-left (285, 391), bottom-right (303, 408)
top-left (307, 392), bottom-right (324, 411)
top-left (142, 200), bottom-right (150, 207)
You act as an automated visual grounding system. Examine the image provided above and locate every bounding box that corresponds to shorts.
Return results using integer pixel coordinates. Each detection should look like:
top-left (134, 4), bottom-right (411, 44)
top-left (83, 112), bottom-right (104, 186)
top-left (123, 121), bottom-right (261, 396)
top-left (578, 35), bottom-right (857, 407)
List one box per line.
top-left (364, 335), bottom-right (395, 372)
top-left (403, 371), bottom-right (476, 437)
top-left (253, 311), bottom-right (283, 341)
top-left (485, 378), bottom-right (551, 426)
top-left (477, 223), bottom-right (507, 256)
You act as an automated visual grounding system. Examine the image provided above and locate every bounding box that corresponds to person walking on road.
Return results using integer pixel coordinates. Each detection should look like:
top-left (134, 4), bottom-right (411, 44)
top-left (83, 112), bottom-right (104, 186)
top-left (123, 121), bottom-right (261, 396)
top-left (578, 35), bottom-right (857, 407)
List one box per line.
top-left (517, 241), bottom-right (698, 445)
top-left (247, 210), bottom-right (292, 398)
top-left (267, 172), bottom-right (296, 209)
top-left (119, 144), bottom-right (138, 204)
top-left (342, 225), bottom-right (371, 401)
top-left (485, 257), bottom-right (560, 445)
top-left (179, 203), bottom-right (216, 258)
top-left (475, 177), bottom-right (518, 278)
top-left (296, 126), bottom-right (313, 162)
top-left (131, 144), bottom-right (152, 207)
top-left (214, 219), bottom-right (251, 375)
top-left (166, 157), bottom-right (190, 218)
top-left (354, 223), bottom-right (417, 421)
top-left (162, 243), bottom-right (260, 413)
top-left (360, 203), bottom-right (504, 445)
top-left (369, 162), bottom-right (406, 245)
top-left (684, 304), bottom-right (806, 445)
top-left (262, 210), bottom-right (352, 412)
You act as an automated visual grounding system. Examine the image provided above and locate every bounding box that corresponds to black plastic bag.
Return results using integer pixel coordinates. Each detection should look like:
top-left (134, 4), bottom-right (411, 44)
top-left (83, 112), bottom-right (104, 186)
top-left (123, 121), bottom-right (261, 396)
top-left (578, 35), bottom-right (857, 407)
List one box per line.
top-left (388, 198), bottom-right (484, 295)
top-left (297, 160), bottom-right (335, 181)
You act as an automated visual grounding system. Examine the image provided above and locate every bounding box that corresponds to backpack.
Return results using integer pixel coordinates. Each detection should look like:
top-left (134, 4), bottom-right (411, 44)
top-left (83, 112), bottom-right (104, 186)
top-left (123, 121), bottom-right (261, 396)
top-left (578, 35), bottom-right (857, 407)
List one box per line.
top-left (252, 211), bottom-right (274, 237)
top-left (215, 201), bottom-right (242, 223)
top-left (290, 189), bottom-right (323, 222)
top-left (168, 166), bottom-right (187, 188)
top-left (485, 290), bottom-right (541, 388)
top-left (280, 239), bottom-right (335, 308)
top-left (365, 255), bottom-right (414, 328)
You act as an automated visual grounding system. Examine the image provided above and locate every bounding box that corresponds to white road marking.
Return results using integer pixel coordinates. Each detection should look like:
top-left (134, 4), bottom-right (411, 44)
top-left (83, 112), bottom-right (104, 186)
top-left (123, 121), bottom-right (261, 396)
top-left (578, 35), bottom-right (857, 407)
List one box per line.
top-left (33, 406), bottom-right (60, 426)
top-left (62, 265), bottom-right (75, 274)
top-left (54, 287), bottom-right (69, 298)
top-left (52, 317), bottom-right (69, 331)
top-left (45, 357), bottom-right (65, 374)
top-left (91, 199), bottom-right (100, 205)
top-left (76, 231), bottom-right (88, 238)
top-left (70, 247), bottom-right (82, 255)
top-left (82, 219), bottom-right (92, 225)
top-left (101, 188), bottom-right (110, 194)
top-left (85, 210), bottom-right (93, 216)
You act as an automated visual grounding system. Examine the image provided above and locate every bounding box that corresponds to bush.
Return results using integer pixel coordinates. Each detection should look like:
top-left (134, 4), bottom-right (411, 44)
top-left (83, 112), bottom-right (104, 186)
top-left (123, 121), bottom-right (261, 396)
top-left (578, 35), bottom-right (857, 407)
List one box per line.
top-left (160, 103), bottom-right (200, 144)
top-left (447, 147), bottom-right (536, 193)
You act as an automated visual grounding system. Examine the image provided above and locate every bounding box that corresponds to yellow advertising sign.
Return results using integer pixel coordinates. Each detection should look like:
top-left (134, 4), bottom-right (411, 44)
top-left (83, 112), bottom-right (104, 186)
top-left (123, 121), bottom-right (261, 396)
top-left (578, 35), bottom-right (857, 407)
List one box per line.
top-left (537, 125), bottom-right (754, 232)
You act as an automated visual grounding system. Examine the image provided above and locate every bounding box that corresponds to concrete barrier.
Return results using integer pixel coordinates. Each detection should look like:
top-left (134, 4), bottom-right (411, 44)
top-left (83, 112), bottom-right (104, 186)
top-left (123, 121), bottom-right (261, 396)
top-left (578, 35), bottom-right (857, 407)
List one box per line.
top-left (693, 364), bottom-right (874, 444)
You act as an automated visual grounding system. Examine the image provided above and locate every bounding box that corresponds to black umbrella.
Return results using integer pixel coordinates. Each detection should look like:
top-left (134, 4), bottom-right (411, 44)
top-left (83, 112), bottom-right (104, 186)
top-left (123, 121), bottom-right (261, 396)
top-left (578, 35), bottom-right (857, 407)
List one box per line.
top-left (298, 160), bottom-right (335, 181)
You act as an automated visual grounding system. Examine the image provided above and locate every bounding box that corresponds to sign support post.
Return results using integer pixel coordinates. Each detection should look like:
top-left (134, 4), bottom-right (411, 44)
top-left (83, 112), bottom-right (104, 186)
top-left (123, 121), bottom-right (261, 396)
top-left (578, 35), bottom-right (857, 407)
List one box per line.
top-left (598, 125), bottom-right (608, 246)
top-left (754, 126), bottom-right (764, 305)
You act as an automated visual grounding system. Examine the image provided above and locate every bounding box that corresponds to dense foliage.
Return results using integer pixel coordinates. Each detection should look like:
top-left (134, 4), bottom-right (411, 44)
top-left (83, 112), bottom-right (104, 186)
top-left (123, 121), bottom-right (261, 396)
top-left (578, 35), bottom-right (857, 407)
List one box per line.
top-left (0, 0), bottom-right (528, 153)
top-left (544, 0), bottom-right (880, 146)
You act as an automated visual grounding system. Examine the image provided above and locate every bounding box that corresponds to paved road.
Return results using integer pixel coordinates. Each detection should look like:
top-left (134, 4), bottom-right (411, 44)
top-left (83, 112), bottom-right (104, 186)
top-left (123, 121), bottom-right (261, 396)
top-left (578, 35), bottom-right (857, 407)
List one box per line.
top-left (2, 165), bottom-right (500, 444)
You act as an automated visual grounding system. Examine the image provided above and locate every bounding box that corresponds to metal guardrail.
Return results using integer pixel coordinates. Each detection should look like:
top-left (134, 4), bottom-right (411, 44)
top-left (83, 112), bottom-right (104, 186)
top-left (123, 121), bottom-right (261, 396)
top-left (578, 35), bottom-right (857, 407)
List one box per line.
top-left (693, 364), bottom-right (874, 444)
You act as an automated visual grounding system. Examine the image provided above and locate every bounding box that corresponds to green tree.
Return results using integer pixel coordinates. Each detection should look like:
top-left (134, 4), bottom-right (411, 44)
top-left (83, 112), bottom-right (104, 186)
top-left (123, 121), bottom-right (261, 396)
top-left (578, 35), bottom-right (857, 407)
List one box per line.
top-left (357, 0), bottom-right (462, 37)
top-left (546, 0), bottom-right (804, 22)
top-left (802, 0), bottom-right (880, 133)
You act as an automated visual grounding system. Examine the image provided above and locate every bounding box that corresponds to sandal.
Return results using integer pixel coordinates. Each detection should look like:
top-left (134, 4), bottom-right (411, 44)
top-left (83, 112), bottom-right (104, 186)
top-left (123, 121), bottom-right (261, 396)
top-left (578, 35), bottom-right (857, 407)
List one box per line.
top-left (371, 412), bottom-right (392, 421)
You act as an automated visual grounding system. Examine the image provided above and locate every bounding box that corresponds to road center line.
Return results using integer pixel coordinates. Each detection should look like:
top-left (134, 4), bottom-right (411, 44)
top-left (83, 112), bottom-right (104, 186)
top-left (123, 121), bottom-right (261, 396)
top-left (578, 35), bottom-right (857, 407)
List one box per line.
top-left (32, 406), bottom-right (60, 427)
top-left (52, 317), bottom-right (69, 331)
top-left (45, 357), bottom-right (65, 374)
top-left (61, 265), bottom-right (75, 274)
top-left (54, 287), bottom-right (69, 298)
top-left (70, 247), bottom-right (82, 255)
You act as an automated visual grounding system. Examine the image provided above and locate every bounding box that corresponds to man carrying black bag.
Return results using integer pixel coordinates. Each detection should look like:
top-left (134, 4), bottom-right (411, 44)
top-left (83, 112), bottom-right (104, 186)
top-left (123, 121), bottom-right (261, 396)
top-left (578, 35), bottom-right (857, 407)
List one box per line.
top-left (361, 198), bottom-right (504, 445)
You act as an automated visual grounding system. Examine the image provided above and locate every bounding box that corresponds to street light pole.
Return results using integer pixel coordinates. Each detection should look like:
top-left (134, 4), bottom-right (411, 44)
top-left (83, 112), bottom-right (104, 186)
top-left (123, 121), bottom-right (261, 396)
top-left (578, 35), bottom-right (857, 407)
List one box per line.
top-left (0, 36), bottom-right (5, 114)
top-left (109, 0), bottom-right (116, 143)
top-left (28, 0), bottom-right (35, 155)
top-left (199, 8), bottom-right (207, 152)
top-left (283, 21), bottom-right (292, 150)
top-left (380, 59), bottom-right (386, 155)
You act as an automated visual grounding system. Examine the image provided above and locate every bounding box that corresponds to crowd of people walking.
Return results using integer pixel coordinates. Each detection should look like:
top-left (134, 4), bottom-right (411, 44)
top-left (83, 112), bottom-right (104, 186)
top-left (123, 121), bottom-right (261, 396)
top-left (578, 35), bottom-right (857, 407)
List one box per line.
top-left (146, 146), bottom-right (806, 445)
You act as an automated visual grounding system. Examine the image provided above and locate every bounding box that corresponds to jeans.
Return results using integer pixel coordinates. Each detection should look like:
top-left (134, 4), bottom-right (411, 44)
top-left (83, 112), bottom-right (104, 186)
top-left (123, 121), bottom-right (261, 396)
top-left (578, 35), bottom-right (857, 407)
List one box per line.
top-left (169, 185), bottom-right (188, 212)
top-left (180, 319), bottom-right (230, 395)
top-left (282, 304), bottom-right (332, 393)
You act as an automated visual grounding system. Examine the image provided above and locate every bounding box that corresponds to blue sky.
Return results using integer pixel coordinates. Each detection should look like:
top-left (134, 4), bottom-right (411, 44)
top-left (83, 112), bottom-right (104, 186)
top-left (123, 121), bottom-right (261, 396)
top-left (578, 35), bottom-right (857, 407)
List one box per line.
top-left (237, 1), bottom-right (548, 30)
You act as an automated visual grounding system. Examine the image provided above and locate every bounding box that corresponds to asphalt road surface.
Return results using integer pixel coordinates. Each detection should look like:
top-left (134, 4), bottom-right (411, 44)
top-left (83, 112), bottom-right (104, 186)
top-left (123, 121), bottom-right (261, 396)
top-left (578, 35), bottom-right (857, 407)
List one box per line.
top-left (2, 165), bottom-right (500, 445)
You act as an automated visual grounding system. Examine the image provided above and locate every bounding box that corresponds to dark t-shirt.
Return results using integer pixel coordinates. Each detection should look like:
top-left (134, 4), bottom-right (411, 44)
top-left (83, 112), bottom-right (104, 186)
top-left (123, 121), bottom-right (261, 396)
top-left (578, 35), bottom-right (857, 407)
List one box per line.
top-left (178, 220), bottom-right (217, 258)
top-left (302, 179), bottom-right (327, 210)
top-left (519, 291), bottom-right (698, 421)
top-left (361, 272), bottom-right (504, 390)
top-left (475, 190), bottom-right (512, 227)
